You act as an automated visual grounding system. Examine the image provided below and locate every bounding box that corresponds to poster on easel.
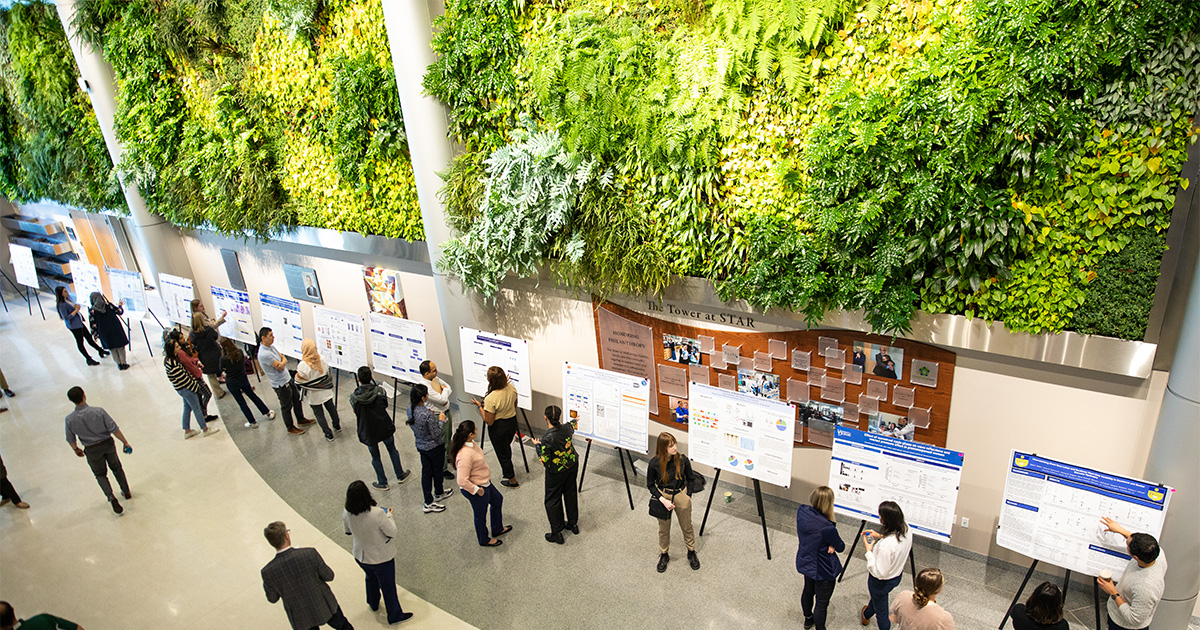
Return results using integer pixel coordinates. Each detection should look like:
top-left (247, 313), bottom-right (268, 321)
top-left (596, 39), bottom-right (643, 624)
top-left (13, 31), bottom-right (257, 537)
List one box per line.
top-left (107, 268), bottom-right (146, 320)
top-left (259, 293), bottom-right (304, 359)
top-left (367, 312), bottom-right (426, 383)
top-left (70, 261), bottom-right (102, 302)
top-left (158, 273), bottom-right (194, 326)
top-left (829, 426), bottom-right (964, 543)
top-left (313, 306), bottom-right (367, 373)
top-left (563, 362), bottom-right (651, 454)
top-left (8, 244), bottom-right (38, 288)
top-left (996, 451), bottom-right (1172, 580)
top-left (210, 286), bottom-right (255, 344)
top-left (688, 382), bottom-right (795, 487)
top-left (460, 327), bottom-right (532, 410)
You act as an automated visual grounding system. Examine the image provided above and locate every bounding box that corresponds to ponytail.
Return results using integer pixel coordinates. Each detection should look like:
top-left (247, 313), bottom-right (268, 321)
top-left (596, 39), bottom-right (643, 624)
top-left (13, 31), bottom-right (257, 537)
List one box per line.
top-left (406, 383), bottom-right (428, 426)
top-left (449, 420), bottom-right (476, 467)
top-left (912, 568), bottom-right (944, 608)
top-left (545, 405), bottom-right (562, 427)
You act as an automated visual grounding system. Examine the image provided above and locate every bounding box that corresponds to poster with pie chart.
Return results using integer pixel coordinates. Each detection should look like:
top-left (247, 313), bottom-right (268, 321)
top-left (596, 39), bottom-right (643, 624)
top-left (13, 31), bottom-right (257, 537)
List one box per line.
top-left (688, 382), bottom-right (795, 487)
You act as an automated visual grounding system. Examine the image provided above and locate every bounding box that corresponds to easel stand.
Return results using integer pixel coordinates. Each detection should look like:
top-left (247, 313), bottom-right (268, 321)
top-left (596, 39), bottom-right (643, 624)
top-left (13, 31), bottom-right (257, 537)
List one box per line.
top-left (698, 469), bottom-right (773, 560)
top-left (125, 317), bottom-right (154, 357)
top-left (479, 408), bottom-right (532, 474)
top-left (837, 520), bottom-right (917, 583)
top-left (998, 559), bottom-right (1103, 630)
top-left (0, 269), bottom-right (28, 312)
top-left (27, 287), bottom-right (46, 320)
top-left (575, 439), bottom-right (638, 510)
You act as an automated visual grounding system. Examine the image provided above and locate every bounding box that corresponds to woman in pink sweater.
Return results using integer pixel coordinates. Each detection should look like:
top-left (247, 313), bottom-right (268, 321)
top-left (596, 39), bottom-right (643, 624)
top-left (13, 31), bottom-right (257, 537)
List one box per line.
top-left (450, 421), bottom-right (511, 547)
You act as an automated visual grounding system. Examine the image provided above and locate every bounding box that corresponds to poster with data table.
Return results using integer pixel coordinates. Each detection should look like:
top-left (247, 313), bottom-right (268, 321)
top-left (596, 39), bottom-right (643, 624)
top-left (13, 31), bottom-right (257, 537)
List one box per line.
top-left (367, 312), bottom-right (426, 383)
top-left (107, 268), bottom-right (146, 319)
top-left (563, 362), bottom-right (651, 454)
top-left (830, 426), bottom-right (964, 543)
top-left (210, 286), bottom-right (255, 344)
top-left (459, 327), bottom-right (532, 410)
top-left (996, 451), bottom-right (1172, 579)
top-left (158, 273), bottom-right (194, 326)
top-left (259, 293), bottom-right (304, 359)
top-left (688, 382), bottom-right (795, 487)
top-left (314, 306), bottom-right (367, 373)
top-left (70, 261), bottom-right (102, 303)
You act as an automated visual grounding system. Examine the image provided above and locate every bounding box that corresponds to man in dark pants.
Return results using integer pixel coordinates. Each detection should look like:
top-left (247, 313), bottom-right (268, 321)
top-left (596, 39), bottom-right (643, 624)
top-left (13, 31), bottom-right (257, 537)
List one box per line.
top-left (64, 387), bottom-right (131, 515)
top-left (258, 328), bottom-right (315, 436)
top-left (261, 521), bottom-right (353, 630)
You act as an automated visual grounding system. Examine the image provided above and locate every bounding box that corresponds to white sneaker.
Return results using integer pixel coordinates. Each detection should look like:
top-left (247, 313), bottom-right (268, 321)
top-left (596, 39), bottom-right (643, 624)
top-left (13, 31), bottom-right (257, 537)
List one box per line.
top-left (203, 427), bottom-right (221, 437)
top-left (422, 503), bottom-right (446, 513)
top-left (267, 410), bottom-right (276, 420)
top-left (184, 429), bottom-right (200, 440)
top-left (435, 490), bottom-right (454, 502)
top-left (245, 421), bottom-right (259, 428)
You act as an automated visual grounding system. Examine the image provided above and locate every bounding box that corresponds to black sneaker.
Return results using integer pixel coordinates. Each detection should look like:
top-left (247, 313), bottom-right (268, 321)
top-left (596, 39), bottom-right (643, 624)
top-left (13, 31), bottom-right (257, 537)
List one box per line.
top-left (397, 470), bottom-right (412, 483)
top-left (688, 549), bottom-right (700, 570)
top-left (443, 470), bottom-right (455, 480)
top-left (567, 523), bottom-right (580, 535)
top-left (387, 611), bottom-right (414, 625)
top-left (110, 498), bottom-right (123, 515)
top-left (86, 358), bottom-right (101, 366)
top-left (656, 553), bottom-right (669, 573)
top-left (804, 617), bottom-right (814, 629)
top-left (544, 532), bottom-right (565, 544)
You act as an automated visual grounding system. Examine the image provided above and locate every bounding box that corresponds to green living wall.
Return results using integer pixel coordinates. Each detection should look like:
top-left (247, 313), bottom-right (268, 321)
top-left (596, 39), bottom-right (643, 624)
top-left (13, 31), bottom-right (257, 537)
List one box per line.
top-left (426, 0), bottom-right (1200, 340)
top-left (0, 1), bottom-right (126, 214)
top-left (69, 0), bottom-right (423, 240)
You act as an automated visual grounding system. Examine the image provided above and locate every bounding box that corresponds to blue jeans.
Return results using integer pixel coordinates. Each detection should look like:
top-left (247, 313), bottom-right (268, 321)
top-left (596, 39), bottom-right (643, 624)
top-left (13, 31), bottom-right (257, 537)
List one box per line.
top-left (419, 445), bottom-right (446, 504)
top-left (227, 377), bottom-right (269, 424)
top-left (177, 388), bottom-right (207, 431)
top-left (367, 437), bottom-right (404, 486)
top-left (864, 574), bottom-right (903, 630)
top-left (462, 484), bottom-right (504, 545)
top-left (357, 558), bottom-right (404, 623)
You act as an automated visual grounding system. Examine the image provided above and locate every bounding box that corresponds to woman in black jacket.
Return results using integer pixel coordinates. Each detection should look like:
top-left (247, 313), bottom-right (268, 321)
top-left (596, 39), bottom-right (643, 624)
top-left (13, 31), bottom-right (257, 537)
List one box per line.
top-left (88, 292), bottom-right (129, 370)
top-left (189, 300), bottom-right (226, 399)
top-left (531, 405), bottom-right (578, 544)
top-left (350, 366), bottom-right (410, 490)
top-left (219, 338), bottom-right (273, 428)
top-left (646, 432), bottom-right (699, 573)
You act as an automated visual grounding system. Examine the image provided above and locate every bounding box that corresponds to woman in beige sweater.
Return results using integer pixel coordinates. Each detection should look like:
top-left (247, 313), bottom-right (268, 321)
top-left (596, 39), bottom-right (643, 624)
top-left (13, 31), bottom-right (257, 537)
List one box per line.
top-left (450, 421), bottom-right (511, 547)
top-left (890, 568), bottom-right (955, 630)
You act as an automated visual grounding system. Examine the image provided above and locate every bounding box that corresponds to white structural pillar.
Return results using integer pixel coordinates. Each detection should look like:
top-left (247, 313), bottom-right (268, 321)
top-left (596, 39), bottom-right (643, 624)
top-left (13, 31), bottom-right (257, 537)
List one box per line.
top-left (54, 0), bottom-right (193, 290)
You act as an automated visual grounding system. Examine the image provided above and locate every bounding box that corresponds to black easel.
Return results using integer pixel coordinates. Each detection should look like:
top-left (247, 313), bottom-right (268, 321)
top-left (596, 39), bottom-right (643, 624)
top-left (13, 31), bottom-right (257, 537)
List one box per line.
top-left (0, 269), bottom-right (28, 313)
top-left (575, 439), bottom-right (636, 510)
top-left (28, 286), bottom-right (46, 320)
top-left (837, 519), bottom-right (918, 583)
top-left (697, 469), bottom-right (773, 559)
top-left (998, 559), bottom-right (1104, 630)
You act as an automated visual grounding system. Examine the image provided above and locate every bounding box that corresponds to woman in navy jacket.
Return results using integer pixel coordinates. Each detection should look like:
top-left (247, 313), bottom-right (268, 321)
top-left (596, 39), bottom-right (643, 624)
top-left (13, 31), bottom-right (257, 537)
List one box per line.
top-left (796, 485), bottom-right (845, 630)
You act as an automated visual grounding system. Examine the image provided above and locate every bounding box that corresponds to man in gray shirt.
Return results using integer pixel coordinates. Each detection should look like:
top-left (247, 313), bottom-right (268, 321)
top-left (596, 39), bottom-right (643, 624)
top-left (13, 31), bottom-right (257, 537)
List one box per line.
top-left (1097, 517), bottom-right (1167, 630)
top-left (258, 328), bottom-right (313, 436)
top-left (65, 386), bottom-right (132, 515)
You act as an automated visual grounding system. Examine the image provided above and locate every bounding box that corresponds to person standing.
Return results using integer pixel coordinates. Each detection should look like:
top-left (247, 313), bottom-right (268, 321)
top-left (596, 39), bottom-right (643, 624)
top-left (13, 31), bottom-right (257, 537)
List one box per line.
top-left (531, 405), bottom-right (579, 544)
top-left (860, 501), bottom-right (913, 629)
top-left (0, 367), bottom-right (13, 398)
top-left (342, 481), bottom-right (414, 625)
top-left (1010, 582), bottom-right (1069, 630)
top-left (87, 293), bottom-right (130, 370)
top-left (190, 301), bottom-right (226, 399)
top-left (170, 330), bottom-right (216, 417)
top-left (55, 286), bottom-right (107, 366)
top-left (349, 367), bottom-right (411, 490)
top-left (261, 521), bottom-right (354, 630)
top-left (0, 455), bottom-right (30, 510)
top-left (418, 361), bottom-right (454, 480)
top-left (1097, 517), bottom-right (1167, 630)
top-left (647, 432), bottom-right (700, 572)
top-left (890, 568), bottom-right (954, 629)
top-left (0, 601), bottom-right (84, 630)
top-left (470, 366), bottom-right (519, 488)
top-left (405, 383), bottom-right (450, 512)
top-left (796, 486), bottom-right (845, 630)
top-left (219, 338), bottom-right (273, 428)
top-left (257, 328), bottom-right (312, 436)
top-left (164, 335), bottom-right (220, 440)
top-left (451, 421), bottom-right (510, 547)
top-left (64, 387), bottom-right (132, 515)
top-left (296, 339), bottom-right (341, 442)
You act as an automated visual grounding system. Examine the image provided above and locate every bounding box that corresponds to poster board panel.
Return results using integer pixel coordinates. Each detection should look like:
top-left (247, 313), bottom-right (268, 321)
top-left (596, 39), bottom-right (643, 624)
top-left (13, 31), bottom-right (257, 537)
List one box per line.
top-left (563, 362), bottom-right (651, 453)
top-left (210, 286), bottom-right (255, 344)
top-left (259, 293), bottom-right (304, 359)
top-left (367, 312), bottom-right (426, 383)
top-left (688, 382), bottom-right (795, 487)
top-left (460, 327), bottom-right (532, 410)
top-left (9, 244), bottom-right (38, 288)
top-left (107, 268), bottom-right (146, 320)
top-left (158, 273), bottom-right (194, 326)
top-left (314, 306), bottom-right (367, 373)
top-left (70, 261), bottom-right (102, 302)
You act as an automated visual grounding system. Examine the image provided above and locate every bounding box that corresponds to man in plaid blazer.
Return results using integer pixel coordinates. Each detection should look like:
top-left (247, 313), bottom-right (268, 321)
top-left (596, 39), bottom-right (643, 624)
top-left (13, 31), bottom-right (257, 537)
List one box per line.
top-left (261, 521), bottom-right (354, 630)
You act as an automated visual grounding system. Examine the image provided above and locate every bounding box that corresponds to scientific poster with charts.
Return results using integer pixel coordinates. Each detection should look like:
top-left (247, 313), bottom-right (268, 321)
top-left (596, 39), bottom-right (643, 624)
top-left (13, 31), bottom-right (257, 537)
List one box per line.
top-left (688, 382), bottom-right (795, 487)
top-left (8, 244), bottom-right (37, 287)
top-left (259, 293), bottom-right (304, 359)
top-left (997, 451), bottom-right (1172, 580)
top-left (367, 312), bottom-right (426, 383)
top-left (829, 426), bottom-right (964, 543)
top-left (459, 327), bottom-right (532, 411)
top-left (158, 273), bottom-right (194, 326)
top-left (562, 362), bottom-right (651, 454)
top-left (70, 261), bottom-right (102, 302)
top-left (210, 286), bottom-right (255, 344)
top-left (107, 268), bottom-right (146, 319)
top-left (314, 307), bottom-right (368, 373)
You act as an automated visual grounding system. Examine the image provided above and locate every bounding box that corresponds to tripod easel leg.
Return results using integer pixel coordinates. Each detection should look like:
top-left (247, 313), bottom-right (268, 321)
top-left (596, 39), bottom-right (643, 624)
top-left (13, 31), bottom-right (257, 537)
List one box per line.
top-left (578, 440), bottom-right (592, 491)
top-left (999, 559), bottom-right (1038, 629)
top-left (618, 447), bottom-right (633, 510)
top-left (699, 469), bottom-right (722, 536)
top-left (838, 520), bottom-right (867, 582)
top-left (753, 479), bottom-right (771, 560)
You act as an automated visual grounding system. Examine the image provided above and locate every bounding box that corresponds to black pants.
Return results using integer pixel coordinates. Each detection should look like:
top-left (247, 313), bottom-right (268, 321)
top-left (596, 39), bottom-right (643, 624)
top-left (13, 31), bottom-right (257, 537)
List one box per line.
top-left (70, 327), bottom-right (104, 361)
top-left (83, 438), bottom-right (129, 501)
top-left (227, 376), bottom-right (269, 424)
top-left (801, 576), bottom-right (836, 630)
top-left (1, 476), bottom-right (22, 504)
top-left (418, 445), bottom-right (446, 505)
top-left (488, 416), bottom-right (518, 480)
top-left (309, 398), bottom-right (341, 439)
top-left (308, 605), bottom-right (353, 630)
top-left (544, 467), bottom-right (579, 535)
top-left (272, 382), bottom-right (303, 430)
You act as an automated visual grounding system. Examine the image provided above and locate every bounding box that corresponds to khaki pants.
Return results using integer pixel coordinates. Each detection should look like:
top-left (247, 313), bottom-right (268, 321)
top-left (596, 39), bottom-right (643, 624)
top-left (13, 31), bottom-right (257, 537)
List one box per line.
top-left (657, 489), bottom-right (695, 553)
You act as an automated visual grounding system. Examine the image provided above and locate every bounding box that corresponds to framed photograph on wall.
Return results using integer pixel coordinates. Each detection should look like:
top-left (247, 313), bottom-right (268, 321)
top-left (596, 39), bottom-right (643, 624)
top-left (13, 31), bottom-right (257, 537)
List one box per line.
top-left (283, 263), bottom-right (323, 304)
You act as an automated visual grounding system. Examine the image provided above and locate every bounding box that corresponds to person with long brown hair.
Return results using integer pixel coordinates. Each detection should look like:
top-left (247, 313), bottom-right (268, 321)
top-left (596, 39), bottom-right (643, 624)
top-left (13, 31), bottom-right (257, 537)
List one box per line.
top-left (55, 285), bottom-right (106, 365)
top-left (890, 568), bottom-right (955, 629)
top-left (646, 432), bottom-right (699, 572)
top-left (796, 485), bottom-right (845, 630)
top-left (1010, 581), bottom-right (1068, 630)
top-left (219, 337), bottom-right (273, 428)
top-left (860, 501), bottom-right (913, 629)
top-left (189, 299), bottom-right (226, 399)
top-left (470, 366), bottom-right (520, 487)
top-left (450, 420), bottom-right (510, 547)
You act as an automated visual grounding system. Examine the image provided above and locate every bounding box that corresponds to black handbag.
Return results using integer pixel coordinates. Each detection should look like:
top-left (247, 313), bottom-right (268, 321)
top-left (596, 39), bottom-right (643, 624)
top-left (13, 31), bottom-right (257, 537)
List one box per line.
top-left (688, 469), bottom-right (706, 494)
top-left (648, 497), bottom-right (671, 520)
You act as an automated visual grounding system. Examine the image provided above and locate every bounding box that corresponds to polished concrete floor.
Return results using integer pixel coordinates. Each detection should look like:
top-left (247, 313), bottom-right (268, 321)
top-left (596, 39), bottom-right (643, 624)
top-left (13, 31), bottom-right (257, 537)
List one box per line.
top-left (0, 298), bottom-right (1187, 629)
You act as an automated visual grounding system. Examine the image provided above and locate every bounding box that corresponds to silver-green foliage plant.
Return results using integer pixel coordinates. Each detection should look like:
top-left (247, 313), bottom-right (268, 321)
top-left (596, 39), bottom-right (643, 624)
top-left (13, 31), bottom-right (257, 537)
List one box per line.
top-left (439, 116), bottom-right (604, 298)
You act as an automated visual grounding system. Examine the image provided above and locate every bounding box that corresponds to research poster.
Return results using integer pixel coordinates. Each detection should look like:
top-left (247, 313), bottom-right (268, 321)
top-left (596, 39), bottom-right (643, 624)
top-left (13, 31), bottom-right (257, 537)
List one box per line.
top-left (70, 261), bottom-right (102, 302)
top-left (367, 312), bottom-right (426, 383)
top-left (314, 306), bottom-right (368, 373)
top-left (158, 273), bottom-right (194, 326)
top-left (996, 451), bottom-right (1172, 579)
top-left (688, 382), bottom-right (795, 487)
top-left (459, 327), bottom-right (532, 410)
top-left (562, 362), bottom-right (651, 453)
top-left (8, 244), bottom-right (37, 288)
top-left (259, 293), bottom-right (304, 359)
top-left (829, 426), bottom-right (964, 543)
top-left (107, 268), bottom-right (146, 318)
top-left (210, 286), bottom-right (255, 344)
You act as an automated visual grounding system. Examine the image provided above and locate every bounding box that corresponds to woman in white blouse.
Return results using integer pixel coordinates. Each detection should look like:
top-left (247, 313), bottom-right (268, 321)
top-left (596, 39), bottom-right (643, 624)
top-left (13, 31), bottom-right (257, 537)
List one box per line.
top-left (296, 339), bottom-right (341, 442)
top-left (342, 480), bottom-right (412, 624)
top-left (860, 501), bottom-right (914, 629)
